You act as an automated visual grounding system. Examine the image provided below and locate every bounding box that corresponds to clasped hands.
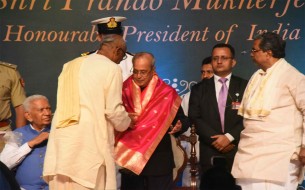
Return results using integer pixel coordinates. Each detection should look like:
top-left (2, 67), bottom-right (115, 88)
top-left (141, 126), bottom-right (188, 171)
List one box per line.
top-left (211, 135), bottom-right (235, 153)
top-left (168, 120), bottom-right (182, 134)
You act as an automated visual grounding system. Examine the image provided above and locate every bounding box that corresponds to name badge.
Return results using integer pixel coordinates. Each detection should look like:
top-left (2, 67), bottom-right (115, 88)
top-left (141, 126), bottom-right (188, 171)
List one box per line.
top-left (232, 93), bottom-right (240, 110)
top-left (232, 102), bottom-right (241, 110)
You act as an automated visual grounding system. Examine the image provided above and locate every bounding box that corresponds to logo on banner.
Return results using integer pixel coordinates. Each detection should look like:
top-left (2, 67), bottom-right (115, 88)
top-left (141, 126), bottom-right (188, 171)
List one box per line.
top-left (163, 78), bottom-right (197, 97)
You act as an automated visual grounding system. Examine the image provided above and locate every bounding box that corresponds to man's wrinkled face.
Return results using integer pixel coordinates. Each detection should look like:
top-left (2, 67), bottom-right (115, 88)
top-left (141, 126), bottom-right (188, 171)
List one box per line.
top-left (132, 57), bottom-right (154, 88)
top-left (25, 99), bottom-right (52, 129)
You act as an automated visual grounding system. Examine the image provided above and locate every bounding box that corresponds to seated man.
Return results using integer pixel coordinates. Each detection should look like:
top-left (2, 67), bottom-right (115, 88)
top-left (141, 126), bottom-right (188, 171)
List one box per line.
top-left (0, 95), bottom-right (51, 190)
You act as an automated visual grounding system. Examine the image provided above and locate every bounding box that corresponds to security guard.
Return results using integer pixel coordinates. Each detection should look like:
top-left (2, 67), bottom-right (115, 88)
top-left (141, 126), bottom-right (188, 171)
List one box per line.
top-left (82, 16), bottom-right (133, 81)
top-left (0, 61), bottom-right (26, 152)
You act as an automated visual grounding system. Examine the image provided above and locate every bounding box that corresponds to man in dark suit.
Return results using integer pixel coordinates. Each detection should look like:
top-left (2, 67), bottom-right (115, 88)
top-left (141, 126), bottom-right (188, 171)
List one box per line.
top-left (189, 43), bottom-right (248, 174)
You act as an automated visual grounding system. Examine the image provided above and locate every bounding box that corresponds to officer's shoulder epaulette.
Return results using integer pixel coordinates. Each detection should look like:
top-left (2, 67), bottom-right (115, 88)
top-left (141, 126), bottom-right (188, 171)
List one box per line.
top-left (126, 51), bottom-right (134, 56)
top-left (0, 61), bottom-right (17, 70)
top-left (80, 50), bottom-right (96, 57)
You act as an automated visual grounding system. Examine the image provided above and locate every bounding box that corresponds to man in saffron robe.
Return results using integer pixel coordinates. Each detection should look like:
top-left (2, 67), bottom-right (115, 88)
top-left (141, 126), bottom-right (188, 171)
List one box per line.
top-left (115, 52), bottom-right (189, 190)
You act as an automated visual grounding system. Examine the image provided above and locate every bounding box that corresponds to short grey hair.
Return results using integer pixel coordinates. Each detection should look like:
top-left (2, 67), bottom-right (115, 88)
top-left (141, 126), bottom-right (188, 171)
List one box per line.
top-left (100, 34), bottom-right (126, 50)
top-left (100, 34), bottom-right (116, 43)
top-left (23, 95), bottom-right (49, 112)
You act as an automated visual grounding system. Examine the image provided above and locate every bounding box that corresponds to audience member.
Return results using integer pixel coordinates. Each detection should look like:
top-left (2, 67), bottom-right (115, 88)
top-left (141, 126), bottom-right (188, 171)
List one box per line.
top-left (115, 52), bottom-right (189, 190)
top-left (0, 94), bottom-right (51, 190)
top-left (232, 32), bottom-right (305, 189)
top-left (189, 43), bottom-right (248, 174)
top-left (43, 34), bottom-right (132, 190)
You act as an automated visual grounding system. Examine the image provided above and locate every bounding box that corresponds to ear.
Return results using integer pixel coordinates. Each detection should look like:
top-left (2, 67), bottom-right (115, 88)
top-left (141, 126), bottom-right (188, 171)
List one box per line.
top-left (266, 50), bottom-right (273, 57)
top-left (151, 66), bottom-right (157, 73)
top-left (115, 47), bottom-right (120, 55)
top-left (97, 34), bottom-right (103, 42)
top-left (24, 112), bottom-right (33, 122)
top-left (231, 59), bottom-right (237, 68)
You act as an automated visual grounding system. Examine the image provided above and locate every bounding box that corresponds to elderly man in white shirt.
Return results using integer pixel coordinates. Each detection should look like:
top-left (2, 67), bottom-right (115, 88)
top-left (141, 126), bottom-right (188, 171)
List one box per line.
top-left (232, 32), bottom-right (305, 190)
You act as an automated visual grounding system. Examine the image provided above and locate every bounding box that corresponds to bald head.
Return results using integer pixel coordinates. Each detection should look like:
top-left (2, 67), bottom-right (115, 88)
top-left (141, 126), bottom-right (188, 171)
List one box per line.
top-left (132, 52), bottom-right (155, 68)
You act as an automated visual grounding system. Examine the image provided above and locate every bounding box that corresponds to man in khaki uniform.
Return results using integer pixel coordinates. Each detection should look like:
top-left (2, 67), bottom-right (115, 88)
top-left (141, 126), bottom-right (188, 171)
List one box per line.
top-left (0, 61), bottom-right (27, 152)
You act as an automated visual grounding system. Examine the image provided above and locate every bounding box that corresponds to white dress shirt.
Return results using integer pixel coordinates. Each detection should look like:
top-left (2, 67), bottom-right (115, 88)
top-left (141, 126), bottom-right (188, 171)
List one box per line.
top-left (0, 125), bottom-right (37, 169)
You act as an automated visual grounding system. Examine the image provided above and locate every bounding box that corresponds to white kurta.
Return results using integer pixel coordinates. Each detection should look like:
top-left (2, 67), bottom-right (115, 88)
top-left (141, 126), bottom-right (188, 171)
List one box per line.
top-left (43, 54), bottom-right (130, 189)
top-left (232, 59), bottom-right (305, 183)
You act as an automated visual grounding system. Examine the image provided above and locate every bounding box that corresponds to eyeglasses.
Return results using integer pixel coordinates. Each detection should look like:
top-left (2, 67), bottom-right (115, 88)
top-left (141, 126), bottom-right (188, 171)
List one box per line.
top-left (118, 48), bottom-right (127, 60)
top-left (211, 56), bottom-right (233, 62)
top-left (251, 48), bottom-right (263, 53)
top-left (131, 68), bottom-right (151, 77)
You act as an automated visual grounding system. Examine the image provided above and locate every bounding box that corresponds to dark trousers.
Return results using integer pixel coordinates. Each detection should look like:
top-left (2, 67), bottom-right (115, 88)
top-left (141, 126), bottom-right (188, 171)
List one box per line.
top-left (121, 172), bottom-right (174, 190)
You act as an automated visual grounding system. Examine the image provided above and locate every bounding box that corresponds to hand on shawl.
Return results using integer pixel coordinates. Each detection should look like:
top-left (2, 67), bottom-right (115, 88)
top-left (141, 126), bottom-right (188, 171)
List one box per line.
top-left (168, 120), bottom-right (182, 134)
top-left (299, 147), bottom-right (305, 165)
top-left (28, 132), bottom-right (49, 148)
top-left (211, 135), bottom-right (230, 152)
top-left (128, 112), bottom-right (139, 129)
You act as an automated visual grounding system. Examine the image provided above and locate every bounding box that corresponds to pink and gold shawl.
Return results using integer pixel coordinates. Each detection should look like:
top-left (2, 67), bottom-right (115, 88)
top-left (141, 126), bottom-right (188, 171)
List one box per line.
top-left (115, 75), bottom-right (181, 175)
